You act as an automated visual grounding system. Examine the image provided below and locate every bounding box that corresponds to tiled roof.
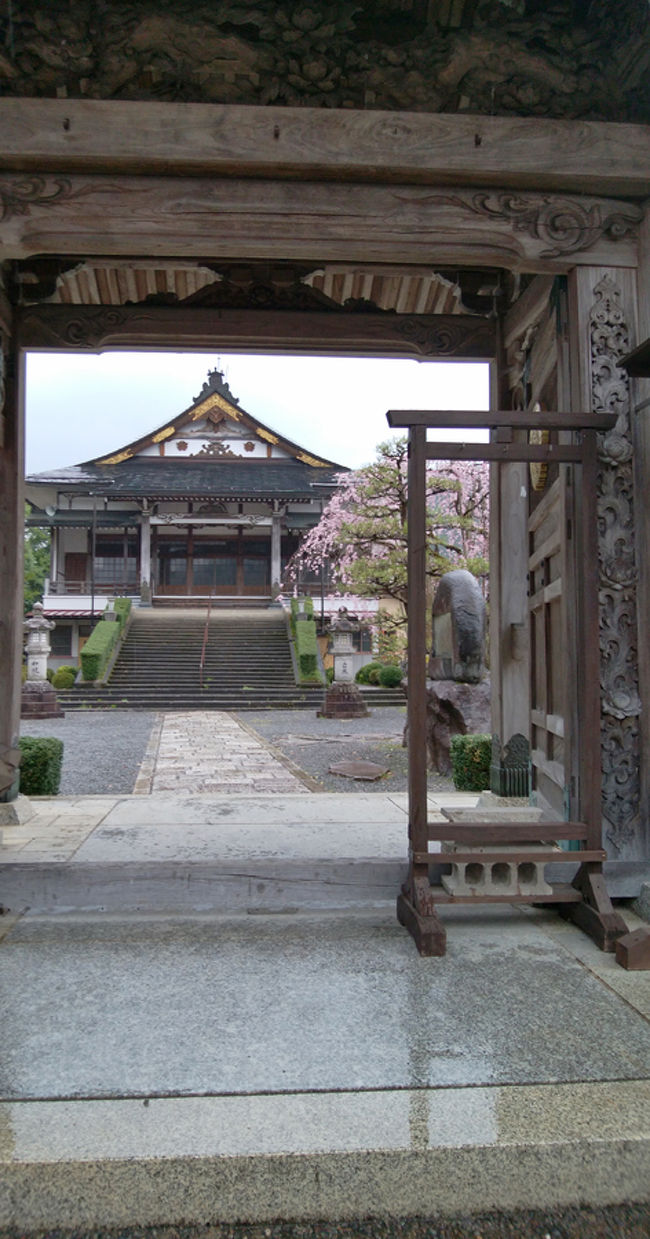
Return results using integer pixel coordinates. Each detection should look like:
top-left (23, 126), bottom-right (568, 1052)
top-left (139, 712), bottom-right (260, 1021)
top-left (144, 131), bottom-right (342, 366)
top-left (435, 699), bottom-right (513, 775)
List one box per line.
top-left (26, 458), bottom-right (342, 500)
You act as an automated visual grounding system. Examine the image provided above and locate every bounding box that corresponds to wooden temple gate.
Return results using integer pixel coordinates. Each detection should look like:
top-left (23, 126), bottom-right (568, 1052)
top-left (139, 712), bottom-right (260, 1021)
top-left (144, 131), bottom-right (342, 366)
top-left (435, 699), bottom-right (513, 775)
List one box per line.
top-left (0, 101), bottom-right (649, 964)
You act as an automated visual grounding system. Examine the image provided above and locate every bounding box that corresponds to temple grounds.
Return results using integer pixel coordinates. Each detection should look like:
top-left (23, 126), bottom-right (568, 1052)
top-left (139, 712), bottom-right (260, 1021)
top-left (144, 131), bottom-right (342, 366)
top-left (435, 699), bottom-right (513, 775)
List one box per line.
top-left (2, 708), bottom-right (649, 1230)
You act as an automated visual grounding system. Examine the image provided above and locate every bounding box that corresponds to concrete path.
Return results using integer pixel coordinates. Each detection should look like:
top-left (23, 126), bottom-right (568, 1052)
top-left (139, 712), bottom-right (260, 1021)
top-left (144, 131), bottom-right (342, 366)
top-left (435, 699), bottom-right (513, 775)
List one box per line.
top-left (1, 711), bottom-right (649, 1230)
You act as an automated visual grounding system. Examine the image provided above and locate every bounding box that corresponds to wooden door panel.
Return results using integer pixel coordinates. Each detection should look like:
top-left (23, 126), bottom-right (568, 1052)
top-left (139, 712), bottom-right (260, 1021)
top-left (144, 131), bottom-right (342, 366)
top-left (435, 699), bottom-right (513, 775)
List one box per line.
top-left (528, 472), bottom-right (575, 821)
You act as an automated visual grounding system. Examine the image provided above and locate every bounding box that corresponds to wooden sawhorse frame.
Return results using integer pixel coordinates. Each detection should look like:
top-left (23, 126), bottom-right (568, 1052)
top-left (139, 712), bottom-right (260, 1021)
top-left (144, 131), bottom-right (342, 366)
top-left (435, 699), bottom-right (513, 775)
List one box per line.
top-left (386, 407), bottom-right (650, 970)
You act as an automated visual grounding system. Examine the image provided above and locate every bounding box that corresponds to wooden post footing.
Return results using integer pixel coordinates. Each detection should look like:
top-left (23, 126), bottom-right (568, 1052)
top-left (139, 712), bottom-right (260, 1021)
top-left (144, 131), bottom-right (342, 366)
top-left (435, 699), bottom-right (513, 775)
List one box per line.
top-left (396, 892), bottom-right (447, 957)
top-left (615, 927), bottom-right (650, 970)
top-left (559, 864), bottom-right (628, 952)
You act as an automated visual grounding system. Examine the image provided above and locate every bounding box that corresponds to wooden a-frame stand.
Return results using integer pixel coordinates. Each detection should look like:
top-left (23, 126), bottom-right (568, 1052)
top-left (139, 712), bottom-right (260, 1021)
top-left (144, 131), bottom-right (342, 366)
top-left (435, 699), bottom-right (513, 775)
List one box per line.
top-left (387, 407), bottom-right (650, 970)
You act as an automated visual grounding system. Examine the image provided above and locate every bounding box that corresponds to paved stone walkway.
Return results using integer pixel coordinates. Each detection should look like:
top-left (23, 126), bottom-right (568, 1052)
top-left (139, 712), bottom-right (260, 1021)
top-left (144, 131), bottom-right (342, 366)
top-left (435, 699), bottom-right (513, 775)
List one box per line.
top-left (134, 711), bottom-right (318, 795)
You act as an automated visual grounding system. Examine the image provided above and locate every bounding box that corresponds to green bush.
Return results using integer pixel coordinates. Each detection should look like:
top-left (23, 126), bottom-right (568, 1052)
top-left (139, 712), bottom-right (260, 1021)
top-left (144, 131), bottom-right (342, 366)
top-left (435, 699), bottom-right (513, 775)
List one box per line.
top-left (46, 667), bottom-right (55, 683)
top-left (295, 616), bottom-right (322, 681)
top-left (450, 734), bottom-right (492, 792)
top-left (326, 665), bottom-right (335, 684)
top-left (111, 597), bottom-right (131, 633)
top-left (80, 619), bottom-right (119, 681)
top-left (18, 737), bottom-right (64, 796)
top-left (378, 664), bottom-right (403, 688)
top-left (355, 661), bottom-right (382, 685)
top-left (368, 664), bottom-right (383, 685)
top-left (52, 665), bottom-right (77, 689)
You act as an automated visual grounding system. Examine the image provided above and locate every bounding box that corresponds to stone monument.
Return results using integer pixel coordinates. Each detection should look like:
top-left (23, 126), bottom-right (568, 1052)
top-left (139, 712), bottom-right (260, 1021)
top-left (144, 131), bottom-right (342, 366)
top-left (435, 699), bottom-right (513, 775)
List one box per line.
top-left (425, 570), bottom-right (490, 773)
top-left (319, 607), bottom-right (369, 719)
top-left (21, 602), bottom-right (64, 719)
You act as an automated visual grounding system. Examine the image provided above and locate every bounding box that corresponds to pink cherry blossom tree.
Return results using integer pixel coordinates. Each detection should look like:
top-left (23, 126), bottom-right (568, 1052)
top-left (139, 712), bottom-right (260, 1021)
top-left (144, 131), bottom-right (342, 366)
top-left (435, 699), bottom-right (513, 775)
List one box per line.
top-left (287, 437), bottom-right (489, 630)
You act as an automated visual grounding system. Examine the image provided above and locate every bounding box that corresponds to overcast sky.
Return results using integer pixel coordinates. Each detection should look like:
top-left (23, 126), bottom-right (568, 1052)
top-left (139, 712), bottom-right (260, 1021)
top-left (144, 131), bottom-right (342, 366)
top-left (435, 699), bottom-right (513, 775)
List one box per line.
top-left (25, 352), bottom-right (490, 475)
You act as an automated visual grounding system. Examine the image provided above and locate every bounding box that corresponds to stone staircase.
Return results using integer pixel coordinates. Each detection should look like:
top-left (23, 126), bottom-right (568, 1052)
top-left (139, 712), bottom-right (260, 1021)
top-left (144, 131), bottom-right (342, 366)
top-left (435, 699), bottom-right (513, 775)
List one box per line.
top-left (55, 608), bottom-right (403, 711)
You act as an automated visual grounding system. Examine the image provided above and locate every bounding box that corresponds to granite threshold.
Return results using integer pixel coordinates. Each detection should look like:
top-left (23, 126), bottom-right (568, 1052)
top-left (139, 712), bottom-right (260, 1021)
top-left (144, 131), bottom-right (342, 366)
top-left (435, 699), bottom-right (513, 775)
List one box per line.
top-left (2, 1078), bottom-right (649, 1230)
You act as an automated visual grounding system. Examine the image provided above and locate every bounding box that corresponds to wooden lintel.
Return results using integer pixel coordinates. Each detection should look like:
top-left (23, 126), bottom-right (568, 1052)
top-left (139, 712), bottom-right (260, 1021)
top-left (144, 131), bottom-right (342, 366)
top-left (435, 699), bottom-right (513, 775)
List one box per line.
top-left (426, 443), bottom-right (583, 462)
top-left (388, 409), bottom-right (617, 429)
top-left (16, 304), bottom-right (496, 360)
top-left (0, 100), bottom-right (648, 199)
top-left (0, 174), bottom-right (641, 271)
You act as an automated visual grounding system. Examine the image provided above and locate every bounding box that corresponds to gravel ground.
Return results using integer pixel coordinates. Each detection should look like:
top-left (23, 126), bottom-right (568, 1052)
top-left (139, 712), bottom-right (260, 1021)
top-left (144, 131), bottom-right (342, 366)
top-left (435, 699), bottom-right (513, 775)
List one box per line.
top-left (19, 705), bottom-right (450, 797)
top-left (19, 711), bottom-right (157, 795)
top-left (1, 1204), bottom-right (649, 1239)
top-left (235, 706), bottom-right (455, 795)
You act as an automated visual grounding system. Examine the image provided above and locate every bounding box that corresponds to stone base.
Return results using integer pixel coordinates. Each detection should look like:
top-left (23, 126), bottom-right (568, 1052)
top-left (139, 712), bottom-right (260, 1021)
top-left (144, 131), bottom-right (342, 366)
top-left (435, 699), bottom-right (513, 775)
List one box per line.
top-left (0, 793), bottom-right (35, 826)
top-left (318, 682), bottom-right (369, 719)
top-left (440, 802), bottom-right (553, 896)
top-left (21, 680), bottom-right (64, 719)
top-left (441, 842), bottom-right (558, 897)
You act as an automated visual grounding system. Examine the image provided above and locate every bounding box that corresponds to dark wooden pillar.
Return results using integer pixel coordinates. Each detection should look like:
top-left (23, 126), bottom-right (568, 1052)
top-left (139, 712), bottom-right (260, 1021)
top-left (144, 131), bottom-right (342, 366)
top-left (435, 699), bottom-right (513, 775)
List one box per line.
top-left (0, 288), bottom-right (24, 801)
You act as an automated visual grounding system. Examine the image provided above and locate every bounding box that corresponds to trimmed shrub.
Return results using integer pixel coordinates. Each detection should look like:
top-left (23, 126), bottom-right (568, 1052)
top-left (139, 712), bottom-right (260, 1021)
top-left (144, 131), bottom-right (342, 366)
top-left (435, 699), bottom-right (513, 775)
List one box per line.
top-left (450, 734), bottom-right (491, 792)
top-left (290, 596), bottom-right (314, 632)
top-left (111, 597), bottom-right (131, 633)
top-left (326, 665), bottom-right (335, 683)
top-left (295, 616), bottom-right (322, 681)
top-left (18, 737), bottom-right (64, 796)
top-left (367, 664), bottom-right (383, 685)
top-left (355, 661), bottom-right (382, 685)
top-left (378, 664), bottom-right (403, 688)
top-left (80, 619), bottom-right (119, 681)
top-left (46, 667), bottom-right (55, 683)
top-left (52, 665), bottom-right (77, 689)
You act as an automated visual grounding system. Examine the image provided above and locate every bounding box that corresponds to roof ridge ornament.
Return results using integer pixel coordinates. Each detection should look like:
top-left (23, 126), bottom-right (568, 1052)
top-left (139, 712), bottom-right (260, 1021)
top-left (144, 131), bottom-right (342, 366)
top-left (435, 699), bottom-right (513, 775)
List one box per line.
top-left (194, 367), bottom-right (240, 407)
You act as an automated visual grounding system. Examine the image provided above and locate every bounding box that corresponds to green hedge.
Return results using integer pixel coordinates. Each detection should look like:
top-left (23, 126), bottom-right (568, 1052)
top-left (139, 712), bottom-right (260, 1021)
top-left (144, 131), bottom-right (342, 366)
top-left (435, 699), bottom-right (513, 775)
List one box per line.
top-left (18, 737), bottom-right (64, 796)
top-left (295, 616), bottom-right (322, 681)
top-left (378, 664), bottom-right (403, 688)
top-left (290, 596), bottom-right (314, 631)
top-left (80, 619), bottom-right (120, 681)
top-left (450, 734), bottom-right (492, 792)
top-left (111, 597), bottom-right (131, 633)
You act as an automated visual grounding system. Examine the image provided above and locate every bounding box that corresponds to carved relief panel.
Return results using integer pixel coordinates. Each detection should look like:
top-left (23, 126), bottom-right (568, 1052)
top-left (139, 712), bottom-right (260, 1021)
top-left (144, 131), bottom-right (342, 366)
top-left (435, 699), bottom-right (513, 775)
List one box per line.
top-left (589, 275), bottom-right (642, 859)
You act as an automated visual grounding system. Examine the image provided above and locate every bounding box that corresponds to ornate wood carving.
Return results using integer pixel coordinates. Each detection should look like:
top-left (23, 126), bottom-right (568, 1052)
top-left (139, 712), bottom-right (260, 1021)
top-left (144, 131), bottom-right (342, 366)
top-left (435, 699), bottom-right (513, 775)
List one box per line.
top-left (0, 174), bottom-right (640, 270)
top-left (462, 193), bottom-right (642, 260)
top-left (591, 274), bottom-right (641, 855)
top-left (16, 305), bottom-right (496, 360)
top-left (1, 4), bottom-right (647, 122)
top-left (0, 176), bottom-right (84, 221)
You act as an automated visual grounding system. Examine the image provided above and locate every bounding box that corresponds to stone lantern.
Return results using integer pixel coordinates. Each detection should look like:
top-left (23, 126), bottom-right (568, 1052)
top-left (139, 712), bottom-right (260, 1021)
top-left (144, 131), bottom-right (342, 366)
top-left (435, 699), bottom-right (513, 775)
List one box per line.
top-left (21, 602), bottom-right (64, 719)
top-left (330, 607), bottom-right (356, 684)
top-left (319, 607), bottom-right (369, 719)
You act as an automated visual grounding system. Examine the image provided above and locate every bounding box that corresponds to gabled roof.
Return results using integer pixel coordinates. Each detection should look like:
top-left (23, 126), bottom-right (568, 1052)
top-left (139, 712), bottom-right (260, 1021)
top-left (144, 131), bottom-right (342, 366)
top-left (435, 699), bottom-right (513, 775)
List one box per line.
top-left (85, 368), bottom-right (343, 470)
top-left (27, 459), bottom-right (341, 502)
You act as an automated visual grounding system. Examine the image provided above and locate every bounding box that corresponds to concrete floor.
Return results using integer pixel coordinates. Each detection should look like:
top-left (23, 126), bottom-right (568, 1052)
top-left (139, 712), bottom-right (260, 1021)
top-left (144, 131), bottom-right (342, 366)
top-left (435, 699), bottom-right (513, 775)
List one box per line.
top-left (1, 713), bottom-right (649, 1229)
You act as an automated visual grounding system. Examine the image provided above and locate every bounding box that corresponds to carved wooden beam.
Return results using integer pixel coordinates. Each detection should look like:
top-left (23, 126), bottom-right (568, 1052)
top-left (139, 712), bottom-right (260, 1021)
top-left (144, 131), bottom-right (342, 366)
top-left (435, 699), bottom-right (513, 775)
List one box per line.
top-left (16, 304), bottom-right (496, 360)
top-left (0, 101), bottom-right (648, 199)
top-left (0, 174), bottom-right (641, 271)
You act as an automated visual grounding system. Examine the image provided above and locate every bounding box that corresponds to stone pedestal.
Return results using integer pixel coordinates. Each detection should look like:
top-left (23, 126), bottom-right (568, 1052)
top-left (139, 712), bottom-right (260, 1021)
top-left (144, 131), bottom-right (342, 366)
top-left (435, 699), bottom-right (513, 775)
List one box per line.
top-left (319, 682), bottom-right (369, 719)
top-left (21, 679), bottom-right (64, 719)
